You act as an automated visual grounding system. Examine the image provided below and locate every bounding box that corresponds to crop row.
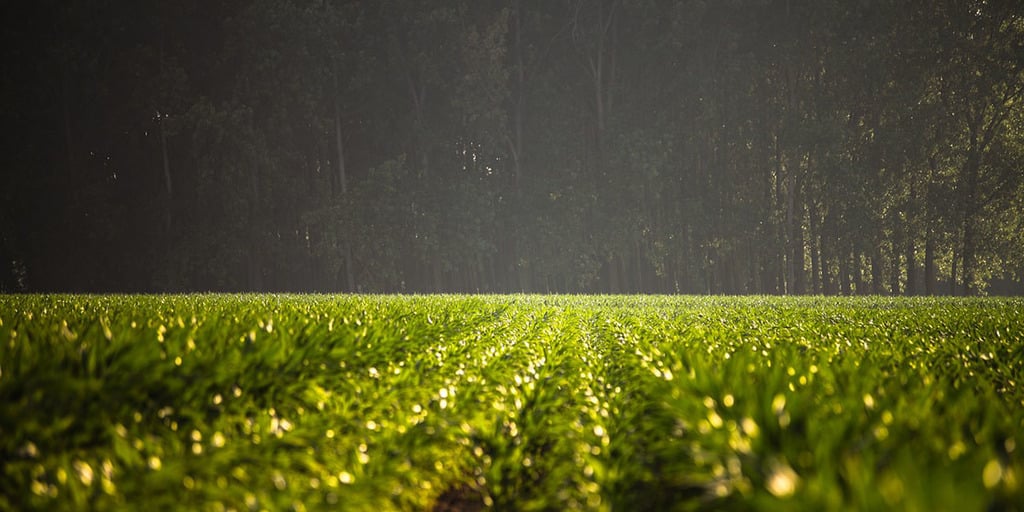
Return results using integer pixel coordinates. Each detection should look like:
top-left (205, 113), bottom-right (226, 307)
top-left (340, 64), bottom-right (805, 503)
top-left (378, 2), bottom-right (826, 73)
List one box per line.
top-left (1, 295), bottom-right (1021, 510)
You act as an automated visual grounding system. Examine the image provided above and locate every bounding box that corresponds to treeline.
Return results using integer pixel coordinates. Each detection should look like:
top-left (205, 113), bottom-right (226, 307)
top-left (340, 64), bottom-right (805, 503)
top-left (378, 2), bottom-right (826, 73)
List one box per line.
top-left (2, 0), bottom-right (1023, 294)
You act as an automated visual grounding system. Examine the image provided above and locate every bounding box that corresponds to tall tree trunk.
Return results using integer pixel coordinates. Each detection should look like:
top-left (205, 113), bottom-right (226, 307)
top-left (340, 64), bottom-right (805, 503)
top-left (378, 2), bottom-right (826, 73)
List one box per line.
top-left (333, 90), bottom-right (347, 195)
top-left (820, 212), bottom-right (835, 295)
top-left (821, 238), bottom-right (834, 295)
top-left (392, 30), bottom-right (430, 179)
top-left (852, 247), bottom-right (865, 295)
top-left (905, 237), bottom-right (917, 296)
top-left (630, 239), bottom-right (638, 292)
top-left (925, 156), bottom-right (938, 295)
top-left (506, 1), bottom-right (526, 292)
top-left (477, 254), bottom-right (487, 293)
top-left (959, 121), bottom-right (983, 296)
top-left (157, 35), bottom-right (173, 234)
top-left (839, 246), bottom-right (851, 295)
top-left (620, 252), bottom-right (629, 293)
top-left (508, 0), bottom-right (525, 193)
top-left (248, 164), bottom-right (262, 291)
top-left (487, 254), bottom-right (497, 292)
top-left (791, 180), bottom-right (805, 295)
top-left (871, 244), bottom-right (884, 295)
top-left (780, 141), bottom-right (795, 294)
top-left (808, 199), bottom-right (821, 294)
top-left (331, 70), bottom-right (353, 291)
top-left (957, 87), bottom-right (1016, 294)
top-left (432, 254), bottom-right (442, 292)
top-left (607, 254), bottom-right (620, 293)
top-left (950, 244), bottom-right (959, 296)
top-left (577, 0), bottom-right (618, 155)
top-left (905, 168), bottom-right (918, 296)
top-left (515, 238), bottom-right (529, 292)
top-left (961, 225), bottom-right (976, 296)
top-left (925, 228), bottom-right (936, 295)
top-left (157, 116), bottom-right (174, 238)
top-left (889, 234), bottom-right (901, 295)
top-left (344, 244), bottom-right (354, 292)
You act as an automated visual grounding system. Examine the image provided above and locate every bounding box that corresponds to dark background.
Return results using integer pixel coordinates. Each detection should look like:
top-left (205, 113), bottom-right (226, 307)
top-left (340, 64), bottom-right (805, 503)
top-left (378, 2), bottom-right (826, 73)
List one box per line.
top-left (1, 0), bottom-right (1023, 294)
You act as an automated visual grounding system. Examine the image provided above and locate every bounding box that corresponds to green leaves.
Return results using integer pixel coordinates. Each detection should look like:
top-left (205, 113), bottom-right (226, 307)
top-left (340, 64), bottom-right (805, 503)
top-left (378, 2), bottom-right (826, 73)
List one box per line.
top-left (1, 295), bottom-right (1022, 509)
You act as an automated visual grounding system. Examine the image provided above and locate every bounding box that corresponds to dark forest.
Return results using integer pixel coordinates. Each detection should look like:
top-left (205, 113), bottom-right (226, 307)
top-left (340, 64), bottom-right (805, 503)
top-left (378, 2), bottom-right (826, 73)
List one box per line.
top-left (2, 0), bottom-right (1023, 294)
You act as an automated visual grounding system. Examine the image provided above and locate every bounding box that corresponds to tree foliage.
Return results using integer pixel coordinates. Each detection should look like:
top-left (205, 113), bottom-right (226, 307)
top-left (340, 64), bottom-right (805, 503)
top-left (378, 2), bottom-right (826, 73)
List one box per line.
top-left (2, 0), bottom-right (1022, 294)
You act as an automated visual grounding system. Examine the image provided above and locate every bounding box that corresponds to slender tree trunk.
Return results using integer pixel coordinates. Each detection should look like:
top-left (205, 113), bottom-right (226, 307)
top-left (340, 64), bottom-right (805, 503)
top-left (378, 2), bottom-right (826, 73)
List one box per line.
top-left (432, 254), bottom-right (442, 292)
top-left (156, 116), bottom-right (174, 237)
top-left (780, 141), bottom-right (795, 294)
top-left (630, 239), bottom-right (638, 292)
top-left (248, 164), bottom-right (263, 292)
top-left (487, 254), bottom-right (497, 292)
top-left (330, 71), bottom-right (353, 290)
top-left (343, 244), bottom-right (354, 292)
top-left (951, 244), bottom-right (959, 295)
top-left (925, 228), bottom-right (936, 295)
top-left (620, 253), bottom-right (629, 293)
top-left (515, 238), bottom-right (529, 292)
top-left (889, 234), bottom-right (901, 295)
top-left (808, 199), bottom-right (821, 294)
top-left (156, 34), bottom-right (173, 234)
top-left (477, 254), bottom-right (486, 292)
top-left (607, 3), bottom-right (616, 118)
top-left (305, 224), bottom-right (316, 291)
top-left (820, 212), bottom-right (835, 295)
top-left (959, 123), bottom-right (982, 296)
top-left (333, 92), bottom-right (347, 195)
top-left (785, 172), bottom-right (795, 293)
top-left (772, 136), bottom-right (786, 295)
top-left (925, 157), bottom-right (938, 295)
top-left (792, 182), bottom-right (805, 295)
top-left (839, 245), bottom-right (851, 295)
top-left (579, 0), bottom-right (617, 158)
top-left (905, 237), bottom-right (917, 296)
top-left (852, 247), bottom-right (865, 295)
top-left (592, 0), bottom-right (606, 137)
top-left (905, 169), bottom-right (918, 295)
top-left (607, 254), bottom-right (620, 293)
top-left (871, 244), bottom-right (884, 295)
top-left (506, 0), bottom-right (525, 193)
top-left (394, 31), bottom-right (430, 179)
top-left (962, 228), bottom-right (977, 296)
top-left (821, 238), bottom-right (833, 295)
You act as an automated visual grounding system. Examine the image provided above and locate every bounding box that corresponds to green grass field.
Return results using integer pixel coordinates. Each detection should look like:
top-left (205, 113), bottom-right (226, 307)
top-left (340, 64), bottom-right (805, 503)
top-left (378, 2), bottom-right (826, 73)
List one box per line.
top-left (1, 295), bottom-right (1022, 511)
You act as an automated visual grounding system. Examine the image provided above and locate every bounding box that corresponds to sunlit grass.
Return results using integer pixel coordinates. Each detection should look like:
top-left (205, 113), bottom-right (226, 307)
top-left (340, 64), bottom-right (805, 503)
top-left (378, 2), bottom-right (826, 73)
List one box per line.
top-left (1, 295), bottom-right (1022, 510)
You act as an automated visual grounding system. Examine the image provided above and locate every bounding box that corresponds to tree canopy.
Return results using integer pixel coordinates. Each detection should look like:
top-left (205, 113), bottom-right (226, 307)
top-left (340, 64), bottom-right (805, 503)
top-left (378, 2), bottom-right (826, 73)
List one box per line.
top-left (2, 0), bottom-right (1023, 294)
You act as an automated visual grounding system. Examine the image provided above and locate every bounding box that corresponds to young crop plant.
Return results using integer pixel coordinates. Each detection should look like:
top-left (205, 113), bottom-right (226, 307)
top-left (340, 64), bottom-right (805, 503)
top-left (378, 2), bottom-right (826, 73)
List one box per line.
top-left (1, 294), bottom-right (1022, 510)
